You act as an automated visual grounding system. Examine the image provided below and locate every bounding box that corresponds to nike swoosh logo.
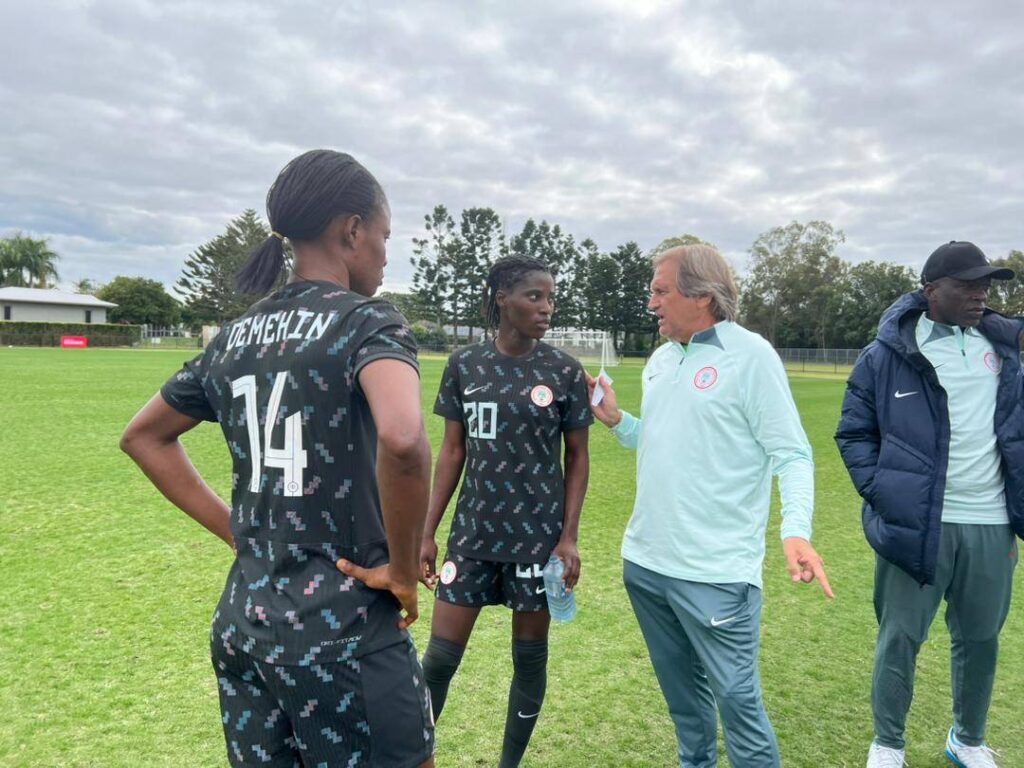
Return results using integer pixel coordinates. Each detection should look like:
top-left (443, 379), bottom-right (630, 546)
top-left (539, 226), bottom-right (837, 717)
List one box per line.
top-left (464, 384), bottom-right (487, 395)
top-left (517, 711), bottom-right (540, 719)
top-left (710, 615), bottom-right (740, 627)
top-left (894, 390), bottom-right (918, 399)
top-left (535, 586), bottom-right (546, 595)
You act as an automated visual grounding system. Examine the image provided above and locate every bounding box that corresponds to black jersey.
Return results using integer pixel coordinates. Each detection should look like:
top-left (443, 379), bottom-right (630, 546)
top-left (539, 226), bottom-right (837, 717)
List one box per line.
top-left (433, 340), bottom-right (592, 564)
top-left (160, 281), bottom-right (418, 665)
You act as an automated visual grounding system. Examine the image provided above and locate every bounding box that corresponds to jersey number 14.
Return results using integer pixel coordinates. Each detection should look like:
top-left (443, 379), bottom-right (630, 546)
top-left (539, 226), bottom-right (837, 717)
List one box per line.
top-left (231, 373), bottom-right (308, 497)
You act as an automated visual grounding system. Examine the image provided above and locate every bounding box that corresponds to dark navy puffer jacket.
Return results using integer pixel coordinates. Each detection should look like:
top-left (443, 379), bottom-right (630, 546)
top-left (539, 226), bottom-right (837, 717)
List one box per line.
top-left (835, 290), bottom-right (1024, 584)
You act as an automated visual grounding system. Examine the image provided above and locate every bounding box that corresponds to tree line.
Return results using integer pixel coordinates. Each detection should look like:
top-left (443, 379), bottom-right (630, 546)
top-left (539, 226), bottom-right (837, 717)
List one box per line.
top-left (407, 205), bottom-right (662, 350)
top-left (6, 213), bottom-right (1023, 351)
top-left (741, 222), bottom-right (1024, 348)
top-left (404, 209), bottom-right (1024, 350)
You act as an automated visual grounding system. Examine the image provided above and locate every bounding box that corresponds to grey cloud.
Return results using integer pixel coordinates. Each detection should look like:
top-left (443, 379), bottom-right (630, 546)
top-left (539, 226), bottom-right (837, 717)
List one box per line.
top-left (1, 0), bottom-right (1021, 295)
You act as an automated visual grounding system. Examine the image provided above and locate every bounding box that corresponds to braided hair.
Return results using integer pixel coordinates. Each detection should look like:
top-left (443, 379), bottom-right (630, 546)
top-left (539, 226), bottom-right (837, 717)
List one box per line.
top-left (236, 150), bottom-right (387, 295)
top-left (482, 255), bottom-right (551, 329)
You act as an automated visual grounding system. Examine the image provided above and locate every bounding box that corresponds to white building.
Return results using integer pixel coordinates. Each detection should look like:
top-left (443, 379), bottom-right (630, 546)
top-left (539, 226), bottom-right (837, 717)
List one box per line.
top-left (0, 287), bottom-right (117, 324)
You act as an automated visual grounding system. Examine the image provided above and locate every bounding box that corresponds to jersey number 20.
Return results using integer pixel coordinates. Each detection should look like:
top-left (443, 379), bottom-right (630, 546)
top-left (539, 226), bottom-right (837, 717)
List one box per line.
top-left (231, 373), bottom-right (308, 497)
top-left (464, 401), bottom-right (497, 440)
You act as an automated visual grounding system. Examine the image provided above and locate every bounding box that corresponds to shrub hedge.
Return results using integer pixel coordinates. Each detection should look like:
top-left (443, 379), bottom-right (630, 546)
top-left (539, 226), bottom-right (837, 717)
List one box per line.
top-left (0, 321), bottom-right (141, 347)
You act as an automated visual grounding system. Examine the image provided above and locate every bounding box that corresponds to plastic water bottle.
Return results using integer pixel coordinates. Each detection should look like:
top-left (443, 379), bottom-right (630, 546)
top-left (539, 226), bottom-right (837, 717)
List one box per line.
top-left (543, 555), bottom-right (577, 623)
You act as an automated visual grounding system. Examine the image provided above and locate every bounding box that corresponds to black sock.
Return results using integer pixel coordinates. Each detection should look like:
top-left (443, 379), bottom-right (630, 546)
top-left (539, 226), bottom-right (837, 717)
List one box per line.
top-left (499, 639), bottom-right (548, 768)
top-left (421, 635), bottom-right (465, 721)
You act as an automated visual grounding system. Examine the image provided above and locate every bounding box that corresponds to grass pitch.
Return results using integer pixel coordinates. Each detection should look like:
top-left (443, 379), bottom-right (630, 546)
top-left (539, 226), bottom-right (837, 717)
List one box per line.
top-left (0, 348), bottom-right (1021, 767)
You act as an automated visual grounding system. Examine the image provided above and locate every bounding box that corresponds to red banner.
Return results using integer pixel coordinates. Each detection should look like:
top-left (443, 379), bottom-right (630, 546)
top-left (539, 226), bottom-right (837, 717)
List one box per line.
top-left (60, 336), bottom-right (88, 348)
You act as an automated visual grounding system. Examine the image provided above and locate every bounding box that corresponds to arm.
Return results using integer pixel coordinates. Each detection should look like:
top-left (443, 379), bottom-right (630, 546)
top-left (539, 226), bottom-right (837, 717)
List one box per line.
top-left (834, 351), bottom-right (881, 500)
top-left (120, 394), bottom-right (233, 550)
top-left (551, 426), bottom-right (589, 591)
top-left (745, 350), bottom-right (832, 598)
top-left (585, 371), bottom-right (640, 450)
top-left (419, 419), bottom-right (467, 588)
top-left (338, 358), bottom-right (431, 629)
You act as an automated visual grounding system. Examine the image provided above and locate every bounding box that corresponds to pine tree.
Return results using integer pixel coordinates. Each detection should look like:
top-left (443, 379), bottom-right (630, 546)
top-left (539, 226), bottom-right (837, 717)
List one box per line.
top-left (410, 205), bottom-right (457, 333)
top-left (176, 209), bottom-right (272, 325)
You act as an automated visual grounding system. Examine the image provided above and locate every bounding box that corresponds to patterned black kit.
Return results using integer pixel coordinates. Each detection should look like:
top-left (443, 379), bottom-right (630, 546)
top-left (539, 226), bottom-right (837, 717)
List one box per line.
top-left (161, 281), bottom-right (434, 768)
top-left (432, 340), bottom-right (593, 610)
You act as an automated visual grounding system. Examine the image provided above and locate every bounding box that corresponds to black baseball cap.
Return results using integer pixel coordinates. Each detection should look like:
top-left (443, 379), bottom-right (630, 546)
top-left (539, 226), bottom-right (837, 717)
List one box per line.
top-left (920, 241), bottom-right (1014, 284)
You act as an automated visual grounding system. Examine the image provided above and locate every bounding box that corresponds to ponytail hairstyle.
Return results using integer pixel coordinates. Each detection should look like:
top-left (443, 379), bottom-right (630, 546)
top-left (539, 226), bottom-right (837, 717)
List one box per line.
top-left (482, 255), bottom-right (551, 328)
top-left (236, 149), bottom-right (387, 295)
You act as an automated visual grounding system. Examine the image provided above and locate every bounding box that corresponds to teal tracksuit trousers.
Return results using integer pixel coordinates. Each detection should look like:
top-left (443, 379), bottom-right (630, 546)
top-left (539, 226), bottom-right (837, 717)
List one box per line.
top-left (872, 523), bottom-right (1017, 749)
top-left (624, 560), bottom-right (780, 768)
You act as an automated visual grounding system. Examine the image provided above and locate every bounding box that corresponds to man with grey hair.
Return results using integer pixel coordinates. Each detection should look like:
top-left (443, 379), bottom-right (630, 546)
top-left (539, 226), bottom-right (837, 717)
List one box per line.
top-left (588, 244), bottom-right (831, 768)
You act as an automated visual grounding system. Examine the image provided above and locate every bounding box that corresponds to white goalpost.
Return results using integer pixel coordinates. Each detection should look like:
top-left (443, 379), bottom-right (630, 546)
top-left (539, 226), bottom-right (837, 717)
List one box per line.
top-left (544, 328), bottom-right (619, 368)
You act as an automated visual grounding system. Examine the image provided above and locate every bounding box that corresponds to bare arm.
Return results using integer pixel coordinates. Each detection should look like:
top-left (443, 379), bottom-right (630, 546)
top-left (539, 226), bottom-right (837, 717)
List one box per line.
top-left (551, 426), bottom-right (590, 590)
top-left (338, 358), bottom-right (431, 628)
top-left (120, 394), bottom-right (233, 549)
top-left (419, 419), bottom-right (467, 587)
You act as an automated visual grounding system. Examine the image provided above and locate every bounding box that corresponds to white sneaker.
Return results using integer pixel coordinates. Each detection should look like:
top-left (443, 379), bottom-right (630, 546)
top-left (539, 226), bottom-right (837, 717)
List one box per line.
top-left (945, 727), bottom-right (999, 767)
top-left (867, 741), bottom-right (906, 767)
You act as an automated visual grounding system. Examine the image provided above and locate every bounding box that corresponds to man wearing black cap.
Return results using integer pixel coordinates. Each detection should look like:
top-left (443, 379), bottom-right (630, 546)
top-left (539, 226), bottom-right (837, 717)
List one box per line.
top-left (836, 241), bottom-right (1022, 768)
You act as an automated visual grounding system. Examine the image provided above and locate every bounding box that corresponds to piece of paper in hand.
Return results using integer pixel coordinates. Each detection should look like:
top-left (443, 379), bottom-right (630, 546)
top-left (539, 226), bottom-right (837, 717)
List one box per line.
top-left (591, 367), bottom-right (613, 406)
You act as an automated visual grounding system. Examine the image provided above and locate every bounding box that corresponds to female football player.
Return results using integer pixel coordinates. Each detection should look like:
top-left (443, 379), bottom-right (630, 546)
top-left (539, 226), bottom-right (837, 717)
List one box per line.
top-left (122, 149), bottom-right (434, 768)
top-left (419, 255), bottom-right (591, 767)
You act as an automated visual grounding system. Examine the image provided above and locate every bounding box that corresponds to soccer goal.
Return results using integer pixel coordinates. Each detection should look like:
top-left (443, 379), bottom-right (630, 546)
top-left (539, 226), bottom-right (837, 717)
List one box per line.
top-left (544, 328), bottom-right (619, 367)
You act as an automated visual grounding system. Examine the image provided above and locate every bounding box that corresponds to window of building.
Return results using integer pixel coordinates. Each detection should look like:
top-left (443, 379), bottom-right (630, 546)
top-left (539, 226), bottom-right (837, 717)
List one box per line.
top-left (85, 309), bottom-right (92, 324)
top-left (3, 305), bottom-right (10, 321)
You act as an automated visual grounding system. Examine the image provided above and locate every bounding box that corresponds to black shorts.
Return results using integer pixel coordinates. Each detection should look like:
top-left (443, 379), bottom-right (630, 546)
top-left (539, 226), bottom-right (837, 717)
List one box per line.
top-left (211, 636), bottom-right (434, 768)
top-left (436, 552), bottom-right (549, 612)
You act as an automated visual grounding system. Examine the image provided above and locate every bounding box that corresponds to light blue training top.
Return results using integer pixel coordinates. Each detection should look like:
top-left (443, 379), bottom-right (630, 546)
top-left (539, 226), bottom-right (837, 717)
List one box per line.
top-left (915, 314), bottom-right (1008, 525)
top-left (612, 321), bottom-right (815, 588)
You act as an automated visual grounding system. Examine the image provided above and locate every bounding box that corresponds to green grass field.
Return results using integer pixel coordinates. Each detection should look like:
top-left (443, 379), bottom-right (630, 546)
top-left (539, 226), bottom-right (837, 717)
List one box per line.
top-left (0, 348), bottom-right (1021, 767)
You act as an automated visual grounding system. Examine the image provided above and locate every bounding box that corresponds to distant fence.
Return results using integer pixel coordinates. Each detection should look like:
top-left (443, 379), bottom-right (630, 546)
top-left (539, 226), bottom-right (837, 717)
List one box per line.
top-left (419, 344), bottom-right (864, 370)
top-left (776, 348), bottom-right (862, 374)
top-left (415, 342), bottom-right (652, 359)
top-left (139, 325), bottom-right (202, 350)
top-left (0, 321), bottom-right (869, 373)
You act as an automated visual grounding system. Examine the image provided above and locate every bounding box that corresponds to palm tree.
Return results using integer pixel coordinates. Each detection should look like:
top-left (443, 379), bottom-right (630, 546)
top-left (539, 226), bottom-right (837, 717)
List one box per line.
top-left (0, 239), bottom-right (15, 286)
top-left (1, 233), bottom-right (60, 288)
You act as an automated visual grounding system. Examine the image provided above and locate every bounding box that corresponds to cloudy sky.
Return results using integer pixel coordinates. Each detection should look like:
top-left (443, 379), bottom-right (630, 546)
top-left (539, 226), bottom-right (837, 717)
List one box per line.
top-left (2, 0), bottom-right (1022, 294)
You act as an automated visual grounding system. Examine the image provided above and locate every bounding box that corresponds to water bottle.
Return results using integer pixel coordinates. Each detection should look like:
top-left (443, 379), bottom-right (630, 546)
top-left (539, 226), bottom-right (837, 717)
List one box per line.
top-left (543, 555), bottom-right (577, 623)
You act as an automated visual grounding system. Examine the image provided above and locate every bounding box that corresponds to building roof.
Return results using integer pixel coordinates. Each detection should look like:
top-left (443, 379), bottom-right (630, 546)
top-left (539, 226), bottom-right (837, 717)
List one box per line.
top-left (0, 287), bottom-right (117, 308)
